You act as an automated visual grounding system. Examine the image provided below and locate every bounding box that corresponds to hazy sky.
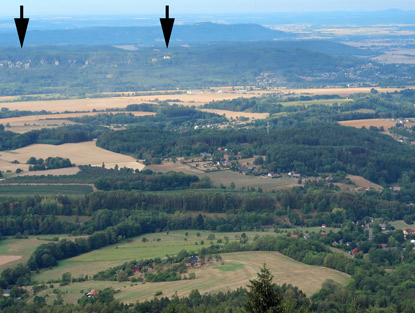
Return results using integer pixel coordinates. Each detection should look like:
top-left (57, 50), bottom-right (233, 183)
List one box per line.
top-left (4, 0), bottom-right (415, 16)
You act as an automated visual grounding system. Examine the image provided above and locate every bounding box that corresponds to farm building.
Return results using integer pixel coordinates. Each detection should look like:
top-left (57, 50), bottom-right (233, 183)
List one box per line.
top-left (288, 171), bottom-right (301, 178)
top-left (3, 289), bottom-right (11, 297)
top-left (186, 256), bottom-right (201, 267)
top-left (133, 264), bottom-right (143, 272)
top-left (86, 289), bottom-right (99, 298)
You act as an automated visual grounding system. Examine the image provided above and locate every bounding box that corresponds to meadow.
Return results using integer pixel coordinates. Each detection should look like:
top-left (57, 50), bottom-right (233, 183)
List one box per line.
top-left (32, 228), bottom-right (339, 283)
top-left (390, 220), bottom-right (412, 231)
top-left (147, 162), bottom-right (299, 190)
top-left (33, 230), bottom-right (265, 282)
top-left (34, 251), bottom-right (350, 305)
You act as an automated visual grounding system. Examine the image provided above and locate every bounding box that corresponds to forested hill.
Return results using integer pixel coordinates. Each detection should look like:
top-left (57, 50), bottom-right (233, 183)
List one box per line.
top-left (0, 42), bottom-right (411, 96)
top-left (0, 23), bottom-right (293, 46)
top-left (97, 125), bottom-right (415, 184)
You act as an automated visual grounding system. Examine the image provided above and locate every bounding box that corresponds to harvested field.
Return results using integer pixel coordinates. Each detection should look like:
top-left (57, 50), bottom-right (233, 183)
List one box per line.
top-left (0, 87), bottom-right (406, 114)
top-left (338, 118), bottom-right (396, 129)
top-left (347, 175), bottom-right (383, 191)
top-left (0, 256), bottom-right (21, 267)
top-left (199, 109), bottom-right (269, 119)
top-left (16, 167), bottom-right (81, 177)
top-left (0, 140), bottom-right (145, 172)
top-left (0, 94), bottom-right (262, 112)
top-left (0, 159), bottom-right (30, 172)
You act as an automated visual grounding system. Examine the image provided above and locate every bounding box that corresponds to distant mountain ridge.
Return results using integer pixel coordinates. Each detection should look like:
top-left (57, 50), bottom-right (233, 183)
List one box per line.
top-left (0, 22), bottom-right (295, 47)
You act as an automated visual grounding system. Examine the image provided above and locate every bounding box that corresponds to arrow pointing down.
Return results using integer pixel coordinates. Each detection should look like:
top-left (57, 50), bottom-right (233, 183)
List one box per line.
top-left (160, 5), bottom-right (175, 48)
top-left (15, 5), bottom-right (29, 48)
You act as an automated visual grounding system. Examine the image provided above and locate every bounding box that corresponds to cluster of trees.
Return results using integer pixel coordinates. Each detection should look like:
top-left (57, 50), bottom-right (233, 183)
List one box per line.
top-left (28, 157), bottom-right (74, 171)
top-left (95, 171), bottom-right (203, 191)
top-left (0, 107), bottom-right (51, 119)
top-left (67, 104), bottom-right (226, 132)
top-left (204, 94), bottom-right (342, 113)
top-left (0, 125), bottom-right (104, 150)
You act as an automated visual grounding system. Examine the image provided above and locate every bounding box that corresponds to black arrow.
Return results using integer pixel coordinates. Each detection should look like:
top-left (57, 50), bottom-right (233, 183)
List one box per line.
top-left (15, 5), bottom-right (29, 48)
top-left (160, 5), bottom-right (174, 48)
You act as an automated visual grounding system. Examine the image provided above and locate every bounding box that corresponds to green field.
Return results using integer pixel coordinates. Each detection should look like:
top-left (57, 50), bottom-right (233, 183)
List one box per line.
top-left (0, 235), bottom-right (81, 271)
top-left (33, 230), bottom-right (272, 282)
top-left (34, 251), bottom-right (350, 305)
top-left (205, 171), bottom-right (298, 190)
top-left (0, 185), bottom-right (93, 196)
top-left (390, 220), bottom-right (412, 230)
top-left (280, 98), bottom-right (353, 107)
top-left (214, 262), bottom-right (245, 272)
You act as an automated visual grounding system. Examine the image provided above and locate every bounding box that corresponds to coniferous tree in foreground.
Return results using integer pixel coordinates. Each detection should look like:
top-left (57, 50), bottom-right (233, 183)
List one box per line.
top-left (245, 264), bottom-right (285, 313)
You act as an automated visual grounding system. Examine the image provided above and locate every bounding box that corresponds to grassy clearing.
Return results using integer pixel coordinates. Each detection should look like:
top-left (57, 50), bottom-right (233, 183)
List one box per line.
top-left (35, 251), bottom-right (350, 305)
top-left (390, 220), bottom-right (412, 230)
top-left (0, 185), bottom-right (93, 196)
top-left (213, 262), bottom-right (245, 272)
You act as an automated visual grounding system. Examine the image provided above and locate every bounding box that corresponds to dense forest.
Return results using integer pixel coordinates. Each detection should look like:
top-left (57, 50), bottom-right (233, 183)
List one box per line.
top-left (97, 124), bottom-right (415, 184)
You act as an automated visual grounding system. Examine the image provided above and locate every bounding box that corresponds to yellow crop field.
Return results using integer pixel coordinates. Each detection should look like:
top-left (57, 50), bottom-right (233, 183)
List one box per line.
top-left (338, 118), bottom-right (396, 129)
top-left (199, 108), bottom-right (269, 119)
top-left (0, 140), bottom-right (145, 172)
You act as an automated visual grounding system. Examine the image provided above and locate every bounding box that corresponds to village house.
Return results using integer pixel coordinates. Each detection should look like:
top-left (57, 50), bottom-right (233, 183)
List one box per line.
top-left (132, 264), bottom-right (143, 272)
top-left (379, 223), bottom-right (387, 231)
top-left (268, 172), bottom-right (278, 178)
top-left (186, 256), bottom-right (201, 267)
top-left (404, 229), bottom-right (415, 236)
top-left (239, 166), bottom-right (254, 173)
top-left (288, 171), bottom-right (301, 178)
top-left (86, 289), bottom-right (100, 298)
